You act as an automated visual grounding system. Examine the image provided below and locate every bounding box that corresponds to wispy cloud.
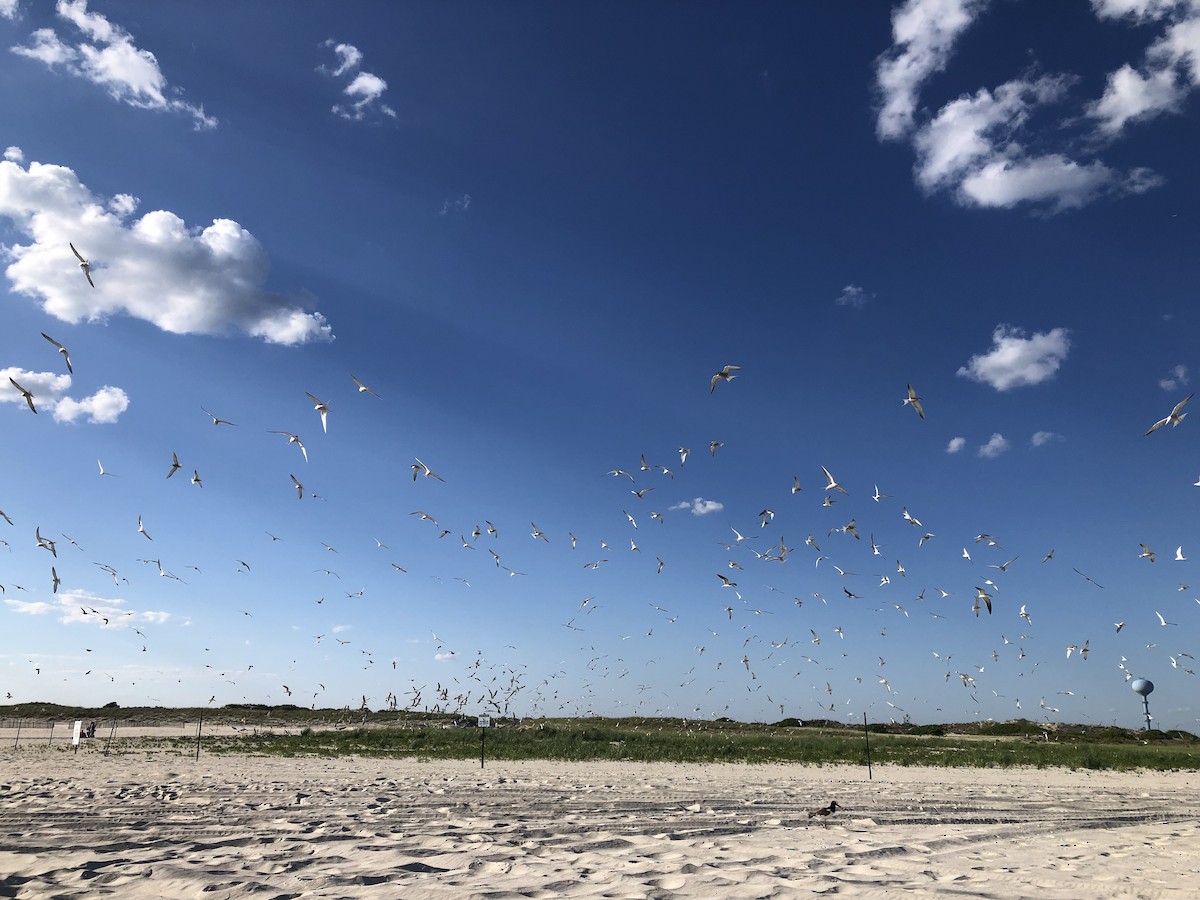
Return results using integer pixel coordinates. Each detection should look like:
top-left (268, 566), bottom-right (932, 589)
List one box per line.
top-left (978, 433), bottom-right (1010, 458)
top-left (670, 497), bottom-right (724, 516)
top-left (5, 588), bottom-right (169, 628)
top-left (1088, 0), bottom-right (1200, 137)
top-left (10, 0), bottom-right (215, 130)
top-left (1, 367), bottom-right (129, 423)
top-left (318, 40), bottom-right (395, 121)
top-left (957, 325), bottom-right (1070, 391)
top-left (875, 0), bottom-right (990, 140)
top-left (0, 149), bottom-right (333, 345)
top-left (946, 436), bottom-right (967, 454)
top-left (875, 0), bottom-right (1164, 211)
top-left (438, 194), bottom-right (472, 217)
top-left (834, 284), bottom-right (872, 309)
top-left (1159, 363), bottom-right (1189, 391)
top-left (0, 1), bottom-right (19, 20)
top-left (1030, 430), bottom-right (1062, 447)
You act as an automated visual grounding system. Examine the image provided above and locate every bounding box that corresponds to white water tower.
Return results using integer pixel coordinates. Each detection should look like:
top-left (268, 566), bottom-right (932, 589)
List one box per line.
top-left (1131, 678), bottom-right (1154, 731)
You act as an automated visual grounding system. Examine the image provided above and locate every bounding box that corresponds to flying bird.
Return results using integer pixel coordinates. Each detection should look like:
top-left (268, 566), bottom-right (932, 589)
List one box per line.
top-left (166, 452), bottom-right (182, 478)
top-left (820, 465), bottom-right (848, 495)
top-left (40, 333), bottom-right (73, 373)
top-left (269, 431), bottom-right (308, 462)
top-left (8, 378), bottom-right (36, 414)
top-left (201, 407), bottom-right (237, 426)
top-left (290, 474), bottom-right (304, 499)
top-left (305, 392), bottom-right (329, 433)
top-left (710, 365), bottom-right (740, 393)
top-left (351, 375), bottom-right (380, 397)
top-left (903, 384), bottom-right (924, 419)
top-left (70, 243), bottom-right (94, 287)
top-left (1145, 393), bottom-right (1192, 435)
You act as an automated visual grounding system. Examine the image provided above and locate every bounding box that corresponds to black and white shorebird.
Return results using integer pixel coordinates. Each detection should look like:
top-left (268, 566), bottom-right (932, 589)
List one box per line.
top-left (807, 800), bottom-right (842, 825)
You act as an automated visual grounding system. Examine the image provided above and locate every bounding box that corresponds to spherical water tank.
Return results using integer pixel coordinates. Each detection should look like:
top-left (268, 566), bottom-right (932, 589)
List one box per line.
top-left (1131, 678), bottom-right (1154, 697)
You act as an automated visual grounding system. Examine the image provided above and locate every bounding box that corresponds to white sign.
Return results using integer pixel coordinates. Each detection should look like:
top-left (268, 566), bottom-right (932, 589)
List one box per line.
top-left (72, 720), bottom-right (82, 746)
top-left (477, 715), bottom-right (492, 728)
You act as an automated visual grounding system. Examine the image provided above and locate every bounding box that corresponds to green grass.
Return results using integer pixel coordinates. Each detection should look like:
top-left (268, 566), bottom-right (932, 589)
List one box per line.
top-left (5, 705), bottom-right (1197, 770)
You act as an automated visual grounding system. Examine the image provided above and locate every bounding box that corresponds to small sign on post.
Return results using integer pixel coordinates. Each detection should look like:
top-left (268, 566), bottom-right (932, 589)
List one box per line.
top-left (72, 720), bottom-right (82, 754)
top-left (477, 715), bottom-right (492, 768)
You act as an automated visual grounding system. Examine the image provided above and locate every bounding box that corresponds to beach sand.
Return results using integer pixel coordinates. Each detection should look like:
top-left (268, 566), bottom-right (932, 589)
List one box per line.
top-left (1, 748), bottom-right (1196, 898)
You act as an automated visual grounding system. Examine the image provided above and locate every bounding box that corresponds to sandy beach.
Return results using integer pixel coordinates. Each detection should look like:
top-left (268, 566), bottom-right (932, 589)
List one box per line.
top-left (1, 748), bottom-right (1196, 899)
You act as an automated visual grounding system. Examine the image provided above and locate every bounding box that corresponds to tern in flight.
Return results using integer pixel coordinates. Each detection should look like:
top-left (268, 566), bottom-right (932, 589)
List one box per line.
top-left (202, 407), bottom-right (237, 426)
top-left (1146, 393), bottom-right (1192, 435)
top-left (903, 384), bottom-right (924, 419)
top-left (41, 333), bottom-right (73, 374)
top-left (351, 375), bottom-right (380, 397)
top-left (820, 466), bottom-right (848, 495)
top-left (166, 452), bottom-right (182, 478)
top-left (270, 431), bottom-right (308, 462)
top-left (70, 243), bottom-right (95, 287)
top-left (8, 378), bottom-right (36, 414)
top-left (305, 392), bottom-right (329, 433)
top-left (290, 474), bottom-right (304, 499)
top-left (710, 365), bottom-right (740, 393)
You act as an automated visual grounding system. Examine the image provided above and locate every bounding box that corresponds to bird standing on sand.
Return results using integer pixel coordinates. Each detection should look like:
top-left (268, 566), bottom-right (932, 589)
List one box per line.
top-left (808, 800), bottom-right (841, 825)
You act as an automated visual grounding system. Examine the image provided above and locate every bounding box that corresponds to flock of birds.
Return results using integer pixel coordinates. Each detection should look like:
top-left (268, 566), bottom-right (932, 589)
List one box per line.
top-left (1, 245), bottom-right (1197, 729)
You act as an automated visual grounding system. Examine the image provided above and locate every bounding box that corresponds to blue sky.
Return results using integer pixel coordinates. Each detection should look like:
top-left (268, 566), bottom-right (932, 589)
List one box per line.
top-left (1, 0), bottom-right (1198, 729)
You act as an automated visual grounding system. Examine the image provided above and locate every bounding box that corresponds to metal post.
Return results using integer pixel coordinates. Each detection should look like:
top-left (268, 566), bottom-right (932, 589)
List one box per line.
top-left (47, 721), bottom-right (54, 745)
top-left (480, 727), bottom-right (486, 769)
top-left (104, 721), bottom-right (116, 757)
top-left (13, 719), bottom-right (21, 748)
top-left (195, 710), bottom-right (203, 761)
top-left (863, 713), bottom-right (873, 780)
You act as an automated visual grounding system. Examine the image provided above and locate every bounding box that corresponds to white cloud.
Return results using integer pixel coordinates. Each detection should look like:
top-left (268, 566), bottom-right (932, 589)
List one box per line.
top-left (52, 384), bottom-right (128, 423)
top-left (911, 75), bottom-right (1160, 211)
top-left (1159, 363), bottom-right (1189, 390)
top-left (0, 0), bottom-right (19, 20)
top-left (318, 40), bottom-right (396, 121)
top-left (669, 497), bottom-right (724, 516)
top-left (438, 193), bottom-right (472, 216)
top-left (978, 433), bottom-right (1010, 458)
top-left (957, 325), bottom-right (1070, 391)
top-left (5, 589), bottom-right (168, 628)
top-left (913, 76), bottom-right (1067, 190)
top-left (946, 436), bottom-right (967, 453)
top-left (876, 0), bottom-right (1170, 211)
top-left (875, 0), bottom-right (991, 139)
top-left (10, 0), bottom-right (215, 130)
top-left (320, 42), bottom-right (362, 78)
top-left (958, 154), bottom-right (1160, 211)
top-left (1088, 0), bottom-right (1200, 136)
top-left (434, 651), bottom-right (456, 662)
top-left (1, 367), bottom-right (126, 423)
top-left (1030, 430), bottom-right (1062, 446)
top-left (834, 284), bottom-right (872, 308)
top-left (0, 151), bottom-right (334, 345)
top-left (331, 624), bottom-right (352, 634)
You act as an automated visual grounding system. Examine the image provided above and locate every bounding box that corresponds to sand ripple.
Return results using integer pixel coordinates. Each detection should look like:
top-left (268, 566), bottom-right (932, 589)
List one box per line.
top-left (1, 752), bottom-right (1197, 898)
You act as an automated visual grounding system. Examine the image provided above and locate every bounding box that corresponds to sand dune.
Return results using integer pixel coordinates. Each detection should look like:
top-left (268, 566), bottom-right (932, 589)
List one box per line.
top-left (1, 750), bottom-right (1196, 898)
